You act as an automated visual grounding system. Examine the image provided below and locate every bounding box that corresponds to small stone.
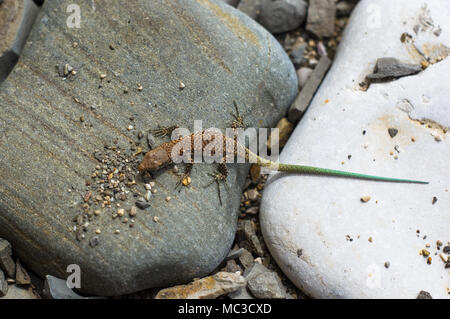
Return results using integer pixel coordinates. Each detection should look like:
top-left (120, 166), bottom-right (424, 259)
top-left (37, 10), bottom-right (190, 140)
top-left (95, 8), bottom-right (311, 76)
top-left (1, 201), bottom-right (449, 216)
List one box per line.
top-left (440, 253), bottom-right (448, 263)
top-left (421, 249), bottom-right (430, 257)
top-left (155, 272), bottom-right (245, 299)
top-left (225, 248), bottom-right (244, 262)
top-left (100, 74), bottom-right (106, 79)
top-left (388, 128), bottom-right (398, 138)
top-left (95, 229), bottom-right (101, 234)
top-left (247, 271), bottom-right (286, 299)
top-left (0, 239), bottom-right (15, 278)
top-left (117, 208), bottom-right (125, 217)
top-left (245, 206), bottom-right (259, 215)
top-left (366, 57), bottom-right (422, 84)
top-left (179, 81), bottom-right (185, 90)
top-left (153, 216), bottom-right (160, 223)
top-left (267, 118), bottom-right (294, 151)
top-left (360, 196), bottom-right (371, 203)
top-left (417, 290), bottom-right (432, 299)
top-left (165, 196), bottom-right (171, 202)
top-left (288, 56), bottom-right (332, 122)
top-left (243, 220), bottom-right (264, 257)
top-left (43, 275), bottom-right (103, 299)
top-left (135, 201), bottom-right (150, 210)
top-left (306, 0), bottom-right (336, 38)
top-left (247, 189), bottom-right (260, 201)
top-left (432, 196), bottom-right (438, 205)
top-left (443, 246), bottom-right (450, 253)
top-left (129, 206), bottom-right (137, 217)
top-left (15, 260), bottom-right (31, 285)
top-left (259, 0), bottom-right (307, 34)
top-left (89, 236), bottom-right (100, 248)
top-left (384, 261), bottom-right (390, 269)
top-left (0, 270), bottom-right (7, 297)
top-left (237, 0), bottom-right (271, 20)
top-left (238, 248), bottom-right (254, 269)
top-left (296, 67), bottom-right (313, 90)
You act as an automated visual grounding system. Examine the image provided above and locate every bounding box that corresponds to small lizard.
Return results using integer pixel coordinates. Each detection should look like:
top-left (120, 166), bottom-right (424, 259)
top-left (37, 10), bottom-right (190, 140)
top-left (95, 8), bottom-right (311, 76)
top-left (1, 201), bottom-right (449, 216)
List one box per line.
top-left (138, 103), bottom-right (427, 203)
top-left (137, 128), bottom-right (428, 185)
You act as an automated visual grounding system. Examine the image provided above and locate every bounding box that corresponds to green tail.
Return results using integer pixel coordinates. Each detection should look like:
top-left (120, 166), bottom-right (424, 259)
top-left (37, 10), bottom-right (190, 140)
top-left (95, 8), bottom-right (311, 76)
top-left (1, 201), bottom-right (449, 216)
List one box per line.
top-left (277, 163), bottom-right (429, 184)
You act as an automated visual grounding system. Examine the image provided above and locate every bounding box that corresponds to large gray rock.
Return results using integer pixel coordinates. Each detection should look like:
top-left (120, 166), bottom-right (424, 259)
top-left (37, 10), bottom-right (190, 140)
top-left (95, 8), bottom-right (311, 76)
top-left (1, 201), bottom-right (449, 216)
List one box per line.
top-left (0, 0), bottom-right (297, 296)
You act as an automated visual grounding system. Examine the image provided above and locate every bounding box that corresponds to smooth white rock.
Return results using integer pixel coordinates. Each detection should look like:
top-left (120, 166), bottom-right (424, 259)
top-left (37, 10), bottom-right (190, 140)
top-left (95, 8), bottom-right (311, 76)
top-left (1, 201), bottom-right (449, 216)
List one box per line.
top-left (261, 0), bottom-right (450, 299)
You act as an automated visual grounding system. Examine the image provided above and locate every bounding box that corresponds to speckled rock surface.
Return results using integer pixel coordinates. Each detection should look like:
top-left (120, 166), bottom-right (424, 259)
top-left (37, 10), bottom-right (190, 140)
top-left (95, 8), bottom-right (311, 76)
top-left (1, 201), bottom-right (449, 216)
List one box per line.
top-left (0, 0), bottom-right (297, 296)
top-left (261, 0), bottom-right (450, 298)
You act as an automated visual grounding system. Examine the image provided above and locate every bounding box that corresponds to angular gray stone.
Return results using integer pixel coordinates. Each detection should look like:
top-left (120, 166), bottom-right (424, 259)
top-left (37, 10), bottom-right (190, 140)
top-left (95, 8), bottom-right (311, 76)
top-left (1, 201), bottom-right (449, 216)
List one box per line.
top-left (0, 284), bottom-right (39, 299)
top-left (0, 239), bottom-right (15, 278)
top-left (288, 56), bottom-right (331, 122)
top-left (238, 248), bottom-right (254, 269)
top-left (0, 0), bottom-right (297, 296)
top-left (306, 0), bottom-right (336, 38)
top-left (43, 275), bottom-right (104, 299)
top-left (289, 43), bottom-right (307, 67)
top-left (259, 0), bottom-right (308, 34)
top-left (247, 271), bottom-right (286, 299)
top-left (0, 270), bottom-right (7, 297)
top-left (237, 0), bottom-right (270, 20)
top-left (366, 57), bottom-right (422, 83)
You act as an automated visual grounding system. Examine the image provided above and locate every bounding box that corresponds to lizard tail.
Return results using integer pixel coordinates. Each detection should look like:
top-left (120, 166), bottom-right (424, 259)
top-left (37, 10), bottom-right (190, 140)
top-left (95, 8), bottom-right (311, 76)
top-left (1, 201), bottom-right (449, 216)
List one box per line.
top-left (275, 163), bottom-right (429, 184)
top-left (248, 150), bottom-right (428, 184)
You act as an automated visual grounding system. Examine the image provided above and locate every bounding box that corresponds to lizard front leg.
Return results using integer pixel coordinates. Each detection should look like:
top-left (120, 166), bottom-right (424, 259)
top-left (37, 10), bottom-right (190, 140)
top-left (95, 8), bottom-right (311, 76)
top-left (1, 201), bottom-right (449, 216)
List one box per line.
top-left (175, 163), bottom-right (194, 190)
top-left (150, 125), bottom-right (179, 138)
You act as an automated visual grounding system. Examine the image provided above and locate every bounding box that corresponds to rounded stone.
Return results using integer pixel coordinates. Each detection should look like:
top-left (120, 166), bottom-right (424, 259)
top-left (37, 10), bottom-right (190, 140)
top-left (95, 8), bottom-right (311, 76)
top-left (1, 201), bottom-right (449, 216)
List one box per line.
top-left (261, 0), bottom-right (450, 299)
top-left (0, 0), bottom-right (297, 296)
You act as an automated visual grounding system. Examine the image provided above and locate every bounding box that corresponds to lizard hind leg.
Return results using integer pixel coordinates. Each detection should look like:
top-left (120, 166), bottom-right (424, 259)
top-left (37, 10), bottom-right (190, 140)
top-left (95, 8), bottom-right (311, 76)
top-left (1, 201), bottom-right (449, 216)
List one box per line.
top-left (203, 163), bottom-right (230, 205)
top-left (231, 100), bottom-right (245, 129)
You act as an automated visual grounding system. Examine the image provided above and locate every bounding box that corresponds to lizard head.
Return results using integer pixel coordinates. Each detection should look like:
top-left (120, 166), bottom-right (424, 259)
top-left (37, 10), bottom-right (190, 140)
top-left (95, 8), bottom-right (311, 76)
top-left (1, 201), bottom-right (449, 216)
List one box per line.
top-left (138, 147), bottom-right (171, 172)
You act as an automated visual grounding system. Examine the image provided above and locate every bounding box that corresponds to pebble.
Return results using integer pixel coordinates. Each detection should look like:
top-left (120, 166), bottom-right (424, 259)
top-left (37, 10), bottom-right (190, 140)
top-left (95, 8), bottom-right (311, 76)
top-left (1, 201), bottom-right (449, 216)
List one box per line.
top-left (89, 236), bottom-right (100, 248)
top-left (237, 0), bottom-right (270, 20)
top-left (0, 270), bottom-right (7, 297)
top-left (288, 56), bottom-right (332, 122)
top-left (135, 201), bottom-right (150, 210)
top-left (360, 196), bottom-right (371, 203)
top-left (247, 189), bottom-right (260, 201)
top-left (259, 0), bottom-right (307, 34)
top-left (243, 220), bottom-right (264, 257)
top-left (417, 290), bottom-right (433, 299)
top-left (238, 248), bottom-right (254, 269)
top-left (365, 58), bottom-right (422, 84)
top-left (15, 260), bottom-right (31, 285)
top-left (296, 67), bottom-right (313, 90)
top-left (388, 128), bottom-right (399, 138)
top-left (117, 208), bottom-right (125, 217)
top-left (247, 271), bottom-right (286, 299)
top-left (267, 118), bottom-right (294, 151)
top-left (0, 239), bottom-right (15, 278)
top-left (155, 272), bottom-right (245, 299)
top-left (129, 206), bottom-right (137, 217)
top-left (306, 0), bottom-right (336, 38)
